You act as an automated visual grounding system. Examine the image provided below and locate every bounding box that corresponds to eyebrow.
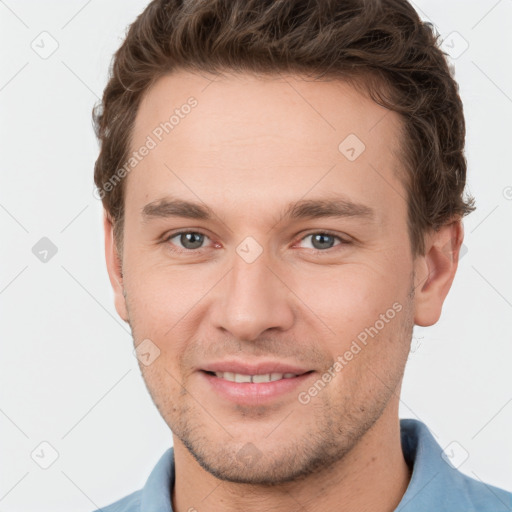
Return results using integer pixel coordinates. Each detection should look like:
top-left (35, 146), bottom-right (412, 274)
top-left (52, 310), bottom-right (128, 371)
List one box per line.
top-left (141, 196), bottom-right (376, 223)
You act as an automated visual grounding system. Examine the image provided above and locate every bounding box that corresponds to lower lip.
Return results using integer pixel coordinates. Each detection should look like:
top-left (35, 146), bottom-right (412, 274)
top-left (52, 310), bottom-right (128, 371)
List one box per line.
top-left (199, 370), bottom-right (315, 405)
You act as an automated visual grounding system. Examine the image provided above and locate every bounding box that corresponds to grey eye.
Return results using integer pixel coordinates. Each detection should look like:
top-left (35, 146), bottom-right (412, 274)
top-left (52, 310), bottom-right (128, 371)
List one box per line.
top-left (170, 232), bottom-right (206, 250)
top-left (301, 233), bottom-right (341, 250)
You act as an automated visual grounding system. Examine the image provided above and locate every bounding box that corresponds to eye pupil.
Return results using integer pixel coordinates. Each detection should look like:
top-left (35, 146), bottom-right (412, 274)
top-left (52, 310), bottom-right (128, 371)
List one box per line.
top-left (312, 233), bottom-right (335, 250)
top-left (181, 232), bottom-right (204, 249)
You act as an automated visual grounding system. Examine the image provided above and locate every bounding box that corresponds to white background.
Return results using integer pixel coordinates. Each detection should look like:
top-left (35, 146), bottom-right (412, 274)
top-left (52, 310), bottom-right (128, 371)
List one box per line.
top-left (1, 1), bottom-right (511, 510)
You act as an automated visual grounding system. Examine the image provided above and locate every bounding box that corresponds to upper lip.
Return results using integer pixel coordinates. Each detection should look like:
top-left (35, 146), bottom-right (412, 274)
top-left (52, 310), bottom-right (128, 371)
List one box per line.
top-left (200, 360), bottom-right (312, 376)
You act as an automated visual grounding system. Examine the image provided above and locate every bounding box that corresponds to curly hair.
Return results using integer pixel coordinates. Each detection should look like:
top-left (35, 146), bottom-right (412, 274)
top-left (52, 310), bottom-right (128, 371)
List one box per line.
top-left (92, 0), bottom-right (475, 256)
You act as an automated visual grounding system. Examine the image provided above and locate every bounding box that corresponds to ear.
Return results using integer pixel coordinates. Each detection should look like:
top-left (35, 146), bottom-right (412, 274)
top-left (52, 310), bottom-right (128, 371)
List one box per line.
top-left (413, 219), bottom-right (464, 327)
top-left (103, 211), bottom-right (129, 322)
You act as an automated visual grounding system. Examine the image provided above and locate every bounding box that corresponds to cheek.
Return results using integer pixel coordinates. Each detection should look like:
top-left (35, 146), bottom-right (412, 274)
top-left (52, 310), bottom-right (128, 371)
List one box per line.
top-left (123, 261), bottom-right (216, 349)
top-left (292, 263), bottom-right (403, 334)
top-left (124, 252), bottom-right (194, 308)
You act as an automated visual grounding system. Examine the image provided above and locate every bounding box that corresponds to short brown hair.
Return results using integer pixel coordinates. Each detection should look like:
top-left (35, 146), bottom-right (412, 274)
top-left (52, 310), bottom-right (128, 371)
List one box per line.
top-left (93, 0), bottom-right (475, 256)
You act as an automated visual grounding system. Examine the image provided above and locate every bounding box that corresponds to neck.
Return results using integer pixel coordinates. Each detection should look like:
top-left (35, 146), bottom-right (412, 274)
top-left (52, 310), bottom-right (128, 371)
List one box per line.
top-left (172, 408), bottom-right (411, 512)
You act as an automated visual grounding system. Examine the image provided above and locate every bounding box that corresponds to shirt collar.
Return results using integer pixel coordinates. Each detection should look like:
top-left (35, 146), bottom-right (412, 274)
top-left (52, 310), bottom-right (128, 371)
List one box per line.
top-left (140, 444), bottom-right (175, 512)
top-left (396, 418), bottom-right (511, 511)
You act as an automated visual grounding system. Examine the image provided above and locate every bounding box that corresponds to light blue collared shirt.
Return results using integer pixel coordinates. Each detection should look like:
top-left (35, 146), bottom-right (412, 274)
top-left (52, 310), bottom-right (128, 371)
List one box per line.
top-left (92, 419), bottom-right (512, 511)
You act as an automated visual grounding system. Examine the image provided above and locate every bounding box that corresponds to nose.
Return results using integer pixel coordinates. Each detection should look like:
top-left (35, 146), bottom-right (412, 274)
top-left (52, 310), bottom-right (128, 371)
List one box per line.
top-left (209, 245), bottom-right (295, 342)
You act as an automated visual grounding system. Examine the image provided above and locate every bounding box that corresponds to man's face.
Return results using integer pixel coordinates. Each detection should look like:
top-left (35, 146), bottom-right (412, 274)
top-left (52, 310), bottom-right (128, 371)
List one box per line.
top-left (111, 71), bottom-right (419, 484)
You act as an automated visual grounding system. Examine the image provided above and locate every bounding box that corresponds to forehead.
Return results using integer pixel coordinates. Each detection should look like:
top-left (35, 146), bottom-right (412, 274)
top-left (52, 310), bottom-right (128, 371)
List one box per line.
top-left (126, 70), bottom-right (406, 228)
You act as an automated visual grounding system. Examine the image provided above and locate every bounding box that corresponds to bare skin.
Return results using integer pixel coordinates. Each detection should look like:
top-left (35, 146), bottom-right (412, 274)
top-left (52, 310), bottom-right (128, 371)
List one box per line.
top-left (103, 71), bottom-right (463, 512)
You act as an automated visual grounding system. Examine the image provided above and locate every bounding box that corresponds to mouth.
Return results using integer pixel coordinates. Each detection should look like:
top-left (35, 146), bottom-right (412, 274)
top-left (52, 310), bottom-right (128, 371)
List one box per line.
top-left (199, 369), bottom-right (316, 405)
top-left (202, 370), bottom-right (314, 383)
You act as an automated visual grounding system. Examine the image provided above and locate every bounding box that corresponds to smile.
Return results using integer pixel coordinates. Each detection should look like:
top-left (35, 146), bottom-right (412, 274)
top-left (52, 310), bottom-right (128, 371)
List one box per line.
top-left (211, 371), bottom-right (300, 383)
top-left (200, 370), bottom-right (316, 405)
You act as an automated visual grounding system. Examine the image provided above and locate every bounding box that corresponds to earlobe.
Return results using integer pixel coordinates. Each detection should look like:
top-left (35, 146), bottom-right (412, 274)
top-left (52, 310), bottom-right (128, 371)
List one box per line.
top-left (103, 212), bottom-right (129, 322)
top-left (413, 220), bottom-right (464, 327)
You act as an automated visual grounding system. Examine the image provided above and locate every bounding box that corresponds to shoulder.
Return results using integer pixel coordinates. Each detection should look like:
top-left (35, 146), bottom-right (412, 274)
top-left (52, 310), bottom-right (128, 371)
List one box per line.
top-left (449, 470), bottom-right (512, 511)
top-left (88, 447), bottom-right (175, 512)
top-left (90, 489), bottom-right (142, 512)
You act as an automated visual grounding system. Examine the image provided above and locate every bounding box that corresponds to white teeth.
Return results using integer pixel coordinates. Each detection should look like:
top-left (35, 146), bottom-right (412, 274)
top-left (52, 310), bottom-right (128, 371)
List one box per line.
top-left (223, 371), bottom-right (235, 382)
top-left (252, 374), bottom-right (271, 383)
top-left (235, 373), bottom-right (252, 383)
top-left (213, 372), bottom-right (299, 383)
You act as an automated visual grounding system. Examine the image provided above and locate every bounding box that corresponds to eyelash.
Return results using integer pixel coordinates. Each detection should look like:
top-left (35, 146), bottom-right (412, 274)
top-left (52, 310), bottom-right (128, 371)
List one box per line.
top-left (163, 230), bottom-right (350, 254)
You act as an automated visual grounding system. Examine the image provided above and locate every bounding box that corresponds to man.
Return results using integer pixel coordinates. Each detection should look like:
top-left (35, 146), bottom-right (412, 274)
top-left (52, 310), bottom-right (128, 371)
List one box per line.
top-left (91, 0), bottom-right (512, 511)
